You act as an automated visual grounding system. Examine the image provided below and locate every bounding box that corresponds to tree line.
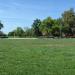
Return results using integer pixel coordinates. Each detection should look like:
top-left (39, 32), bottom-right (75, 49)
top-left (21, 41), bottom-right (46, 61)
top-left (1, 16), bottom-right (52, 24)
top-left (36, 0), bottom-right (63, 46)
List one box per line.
top-left (0, 8), bottom-right (75, 38)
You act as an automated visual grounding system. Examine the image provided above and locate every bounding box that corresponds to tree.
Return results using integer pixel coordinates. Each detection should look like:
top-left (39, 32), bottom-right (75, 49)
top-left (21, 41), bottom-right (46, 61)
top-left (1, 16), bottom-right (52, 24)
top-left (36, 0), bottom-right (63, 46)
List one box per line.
top-left (8, 30), bottom-right (15, 37)
top-left (32, 19), bottom-right (42, 36)
top-left (62, 8), bottom-right (75, 36)
top-left (8, 27), bottom-right (24, 37)
top-left (15, 27), bottom-right (24, 37)
top-left (40, 17), bottom-right (54, 36)
top-left (0, 21), bottom-right (6, 38)
top-left (62, 25), bottom-right (73, 37)
top-left (0, 21), bottom-right (3, 30)
top-left (54, 18), bottom-right (64, 37)
top-left (24, 28), bottom-right (33, 37)
top-left (51, 25), bottom-right (60, 37)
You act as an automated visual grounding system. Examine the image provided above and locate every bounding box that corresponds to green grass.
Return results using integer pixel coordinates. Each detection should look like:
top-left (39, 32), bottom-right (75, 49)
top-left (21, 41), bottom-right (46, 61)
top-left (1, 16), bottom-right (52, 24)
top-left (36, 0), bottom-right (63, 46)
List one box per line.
top-left (0, 38), bottom-right (75, 75)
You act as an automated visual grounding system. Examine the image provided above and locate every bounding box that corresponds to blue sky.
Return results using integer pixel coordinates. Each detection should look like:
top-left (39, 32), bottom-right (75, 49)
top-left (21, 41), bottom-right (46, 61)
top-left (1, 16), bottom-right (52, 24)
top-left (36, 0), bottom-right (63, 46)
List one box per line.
top-left (0, 0), bottom-right (75, 33)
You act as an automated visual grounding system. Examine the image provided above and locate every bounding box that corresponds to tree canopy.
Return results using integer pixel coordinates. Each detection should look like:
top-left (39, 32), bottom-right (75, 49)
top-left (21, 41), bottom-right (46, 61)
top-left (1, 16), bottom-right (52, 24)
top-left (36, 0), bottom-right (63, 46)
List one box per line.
top-left (5, 8), bottom-right (75, 38)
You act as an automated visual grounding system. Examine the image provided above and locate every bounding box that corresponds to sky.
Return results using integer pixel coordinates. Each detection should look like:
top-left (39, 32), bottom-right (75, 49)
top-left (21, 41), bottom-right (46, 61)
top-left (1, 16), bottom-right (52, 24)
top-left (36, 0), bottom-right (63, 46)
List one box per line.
top-left (0, 0), bottom-right (75, 33)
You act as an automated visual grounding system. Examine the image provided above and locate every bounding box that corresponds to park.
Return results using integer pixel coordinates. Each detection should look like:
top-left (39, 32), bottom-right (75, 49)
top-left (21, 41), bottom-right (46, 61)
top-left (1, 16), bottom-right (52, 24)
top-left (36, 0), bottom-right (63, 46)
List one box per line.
top-left (0, 0), bottom-right (75, 75)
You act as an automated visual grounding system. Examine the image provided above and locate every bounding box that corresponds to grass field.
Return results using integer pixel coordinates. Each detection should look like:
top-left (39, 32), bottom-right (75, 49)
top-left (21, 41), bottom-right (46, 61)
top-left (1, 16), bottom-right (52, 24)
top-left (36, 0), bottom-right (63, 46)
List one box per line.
top-left (0, 38), bottom-right (75, 75)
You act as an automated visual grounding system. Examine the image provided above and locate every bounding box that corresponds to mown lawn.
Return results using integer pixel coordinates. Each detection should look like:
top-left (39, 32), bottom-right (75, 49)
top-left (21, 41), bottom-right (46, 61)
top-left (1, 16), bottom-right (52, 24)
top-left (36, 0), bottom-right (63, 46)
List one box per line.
top-left (0, 38), bottom-right (75, 75)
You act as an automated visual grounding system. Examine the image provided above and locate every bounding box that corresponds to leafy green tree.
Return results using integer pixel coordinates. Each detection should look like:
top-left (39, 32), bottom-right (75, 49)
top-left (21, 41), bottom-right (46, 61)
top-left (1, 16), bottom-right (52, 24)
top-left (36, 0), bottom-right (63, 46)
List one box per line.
top-left (54, 18), bottom-right (64, 37)
top-left (8, 31), bottom-right (13, 36)
top-left (40, 17), bottom-right (54, 36)
top-left (8, 30), bottom-right (16, 37)
top-left (51, 25), bottom-right (60, 37)
top-left (24, 28), bottom-right (33, 37)
top-left (15, 27), bottom-right (24, 37)
top-left (62, 8), bottom-right (75, 36)
top-left (8, 27), bottom-right (24, 37)
top-left (62, 25), bottom-right (73, 37)
top-left (32, 19), bottom-right (42, 36)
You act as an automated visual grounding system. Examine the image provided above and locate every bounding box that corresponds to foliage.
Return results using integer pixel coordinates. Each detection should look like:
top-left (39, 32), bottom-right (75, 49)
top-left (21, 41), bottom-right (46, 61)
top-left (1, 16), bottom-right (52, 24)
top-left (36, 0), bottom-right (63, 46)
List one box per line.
top-left (40, 17), bottom-right (54, 36)
top-left (24, 28), bottom-right (33, 37)
top-left (8, 27), bottom-right (24, 37)
top-left (7, 8), bottom-right (75, 38)
top-left (51, 25), bottom-right (60, 37)
top-left (62, 8), bottom-right (75, 36)
top-left (32, 19), bottom-right (42, 36)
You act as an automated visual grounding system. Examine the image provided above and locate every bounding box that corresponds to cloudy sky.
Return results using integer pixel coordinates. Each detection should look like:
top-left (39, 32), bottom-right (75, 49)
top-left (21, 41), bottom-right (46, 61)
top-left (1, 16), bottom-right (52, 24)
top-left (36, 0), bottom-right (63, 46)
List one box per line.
top-left (0, 0), bottom-right (75, 33)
